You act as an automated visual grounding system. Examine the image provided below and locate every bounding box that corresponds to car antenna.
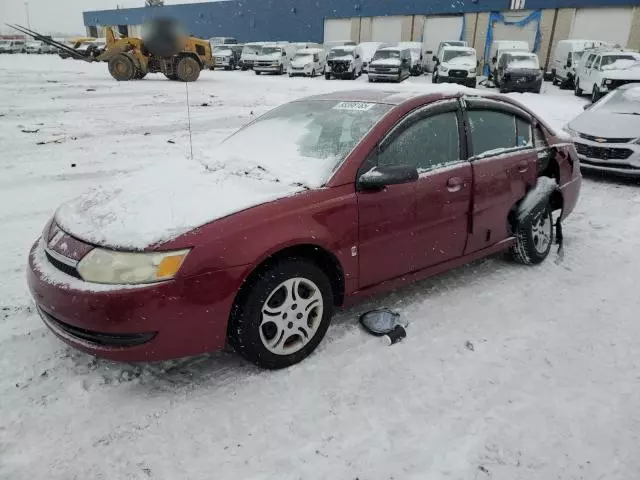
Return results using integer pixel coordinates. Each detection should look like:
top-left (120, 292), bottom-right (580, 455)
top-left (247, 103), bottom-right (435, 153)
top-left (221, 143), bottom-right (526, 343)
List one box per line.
top-left (185, 82), bottom-right (194, 161)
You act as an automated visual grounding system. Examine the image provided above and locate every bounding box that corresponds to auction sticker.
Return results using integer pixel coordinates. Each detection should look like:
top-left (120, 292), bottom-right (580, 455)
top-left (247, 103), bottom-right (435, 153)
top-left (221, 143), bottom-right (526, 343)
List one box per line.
top-left (333, 101), bottom-right (376, 112)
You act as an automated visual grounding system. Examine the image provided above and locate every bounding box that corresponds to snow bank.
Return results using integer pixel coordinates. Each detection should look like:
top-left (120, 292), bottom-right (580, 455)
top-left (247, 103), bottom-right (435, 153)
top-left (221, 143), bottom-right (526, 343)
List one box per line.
top-left (623, 86), bottom-right (640, 102)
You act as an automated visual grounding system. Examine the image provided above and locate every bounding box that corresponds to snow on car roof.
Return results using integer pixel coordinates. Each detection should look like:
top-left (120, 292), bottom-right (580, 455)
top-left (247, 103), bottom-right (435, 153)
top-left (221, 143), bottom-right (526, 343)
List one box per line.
top-left (443, 46), bottom-right (474, 52)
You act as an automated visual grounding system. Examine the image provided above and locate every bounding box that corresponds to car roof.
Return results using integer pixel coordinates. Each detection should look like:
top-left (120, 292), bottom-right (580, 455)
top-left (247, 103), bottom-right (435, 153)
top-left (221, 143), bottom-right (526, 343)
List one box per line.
top-left (296, 89), bottom-right (464, 106)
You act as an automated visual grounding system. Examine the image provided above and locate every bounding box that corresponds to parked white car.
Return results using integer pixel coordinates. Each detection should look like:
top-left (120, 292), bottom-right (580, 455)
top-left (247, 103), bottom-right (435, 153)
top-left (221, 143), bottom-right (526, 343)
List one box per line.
top-left (0, 39), bottom-right (26, 54)
top-left (239, 42), bottom-right (265, 70)
top-left (358, 42), bottom-right (389, 73)
top-left (565, 84), bottom-right (640, 177)
top-left (254, 44), bottom-right (297, 75)
top-left (289, 48), bottom-right (325, 77)
top-left (325, 45), bottom-right (363, 80)
top-left (432, 46), bottom-right (478, 87)
top-left (574, 49), bottom-right (640, 102)
top-left (551, 39), bottom-right (611, 88)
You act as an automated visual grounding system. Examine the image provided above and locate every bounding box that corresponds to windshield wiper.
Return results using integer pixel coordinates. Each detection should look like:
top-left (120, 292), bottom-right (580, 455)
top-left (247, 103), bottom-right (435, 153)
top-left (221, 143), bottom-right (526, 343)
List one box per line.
top-left (614, 112), bottom-right (640, 116)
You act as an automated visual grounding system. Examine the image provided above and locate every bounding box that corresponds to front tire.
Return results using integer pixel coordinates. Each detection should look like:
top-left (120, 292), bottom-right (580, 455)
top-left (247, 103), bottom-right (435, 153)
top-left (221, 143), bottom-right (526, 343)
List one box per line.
top-left (229, 258), bottom-right (334, 369)
top-left (592, 85), bottom-right (602, 103)
top-left (176, 56), bottom-right (201, 82)
top-left (325, 73), bottom-right (331, 80)
top-left (108, 54), bottom-right (136, 81)
top-left (574, 79), bottom-right (583, 96)
top-left (511, 201), bottom-right (554, 265)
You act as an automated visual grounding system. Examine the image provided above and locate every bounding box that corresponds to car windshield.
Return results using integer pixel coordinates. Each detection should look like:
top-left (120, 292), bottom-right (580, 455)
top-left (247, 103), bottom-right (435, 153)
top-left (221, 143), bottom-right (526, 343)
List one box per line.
top-left (214, 46), bottom-right (232, 54)
top-left (203, 100), bottom-right (392, 187)
top-left (294, 52), bottom-right (313, 60)
top-left (329, 48), bottom-right (354, 58)
top-left (443, 50), bottom-right (474, 63)
top-left (373, 50), bottom-right (400, 60)
top-left (243, 46), bottom-right (261, 55)
top-left (261, 47), bottom-right (282, 55)
top-left (506, 54), bottom-right (539, 69)
top-left (601, 55), bottom-right (639, 69)
top-left (598, 87), bottom-right (640, 114)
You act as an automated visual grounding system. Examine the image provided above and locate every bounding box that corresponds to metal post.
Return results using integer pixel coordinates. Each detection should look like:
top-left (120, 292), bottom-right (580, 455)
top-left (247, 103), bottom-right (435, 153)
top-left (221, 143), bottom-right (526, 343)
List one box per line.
top-left (24, 2), bottom-right (31, 30)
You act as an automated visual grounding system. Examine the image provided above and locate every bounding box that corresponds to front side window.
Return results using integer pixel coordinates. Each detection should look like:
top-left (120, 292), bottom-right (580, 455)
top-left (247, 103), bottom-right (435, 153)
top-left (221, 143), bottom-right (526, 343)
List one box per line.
top-left (584, 54), bottom-right (595, 69)
top-left (593, 56), bottom-right (602, 70)
top-left (469, 110), bottom-right (530, 157)
top-left (377, 112), bottom-right (461, 172)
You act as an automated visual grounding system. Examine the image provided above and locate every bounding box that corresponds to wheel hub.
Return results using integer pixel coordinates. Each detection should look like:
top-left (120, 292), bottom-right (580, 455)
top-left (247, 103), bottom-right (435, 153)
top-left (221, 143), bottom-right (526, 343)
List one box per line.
top-left (532, 213), bottom-right (552, 254)
top-left (259, 278), bottom-right (323, 355)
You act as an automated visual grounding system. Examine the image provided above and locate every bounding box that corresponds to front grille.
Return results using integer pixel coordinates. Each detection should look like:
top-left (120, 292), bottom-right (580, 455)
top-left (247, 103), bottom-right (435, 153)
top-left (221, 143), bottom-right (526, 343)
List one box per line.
top-left (329, 61), bottom-right (349, 73)
top-left (39, 308), bottom-right (156, 347)
top-left (579, 133), bottom-right (633, 144)
top-left (449, 69), bottom-right (468, 78)
top-left (256, 61), bottom-right (274, 67)
top-left (575, 142), bottom-right (634, 160)
top-left (45, 251), bottom-right (82, 279)
top-left (371, 67), bottom-right (395, 73)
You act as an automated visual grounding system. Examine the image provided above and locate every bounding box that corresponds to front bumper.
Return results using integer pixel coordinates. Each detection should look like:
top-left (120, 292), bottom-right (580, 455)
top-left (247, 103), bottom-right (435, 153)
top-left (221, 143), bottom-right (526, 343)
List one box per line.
top-left (289, 66), bottom-right (313, 76)
top-left (214, 59), bottom-right (232, 68)
top-left (575, 139), bottom-right (640, 178)
top-left (501, 77), bottom-right (542, 92)
top-left (239, 60), bottom-right (254, 69)
top-left (368, 71), bottom-right (400, 81)
top-left (437, 75), bottom-right (476, 86)
top-left (254, 64), bottom-right (282, 73)
top-left (28, 239), bottom-right (249, 362)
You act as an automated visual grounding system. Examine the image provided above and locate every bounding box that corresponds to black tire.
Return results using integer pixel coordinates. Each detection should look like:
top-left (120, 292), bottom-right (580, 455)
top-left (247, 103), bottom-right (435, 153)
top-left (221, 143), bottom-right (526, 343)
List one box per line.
top-left (511, 201), bottom-right (554, 265)
top-left (552, 74), bottom-right (559, 86)
top-left (134, 70), bottom-right (147, 80)
top-left (108, 54), bottom-right (136, 81)
top-left (432, 73), bottom-right (439, 84)
top-left (229, 258), bottom-right (334, 369)
top-left (325, 73), bottom-right (331, 80)
top-left (592, 86), bottom-right (601, 103)
top-left (499, 85), bottom-right (508, 94)
top-left (574, 79), bottom-right (583, 96)
top-left (176, 56), bottom-right (201, 82)
top-left (466, 78), bottom-right (477, 88)
top-left (241, 66), bottom-right (247, 71)
top-left (368, 77), bottom-right (374, 83)
top-left (311, 69), bottom-right (316, 77)
top-left (278, 65), bottom-right (284, 75)
top-left (255, 70), bottom-right (261, 75)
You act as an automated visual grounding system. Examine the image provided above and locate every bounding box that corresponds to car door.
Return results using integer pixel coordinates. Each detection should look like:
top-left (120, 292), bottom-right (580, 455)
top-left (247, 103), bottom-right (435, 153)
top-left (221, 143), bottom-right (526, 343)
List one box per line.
top-left (411, 101), bottom-right (472, 271)
top-left (584, 54), bottom-right (599, 92)
top-left (462, 99), bottom-right (538, 254)
top-left (356, 101), bottom-right (471, 287)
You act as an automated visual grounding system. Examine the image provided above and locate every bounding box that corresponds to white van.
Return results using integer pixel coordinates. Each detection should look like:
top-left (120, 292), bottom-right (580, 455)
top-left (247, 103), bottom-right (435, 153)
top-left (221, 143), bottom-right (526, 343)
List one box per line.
top-left (397, 41), bottom-right (426, 75)
top-left (325, 45), bottom-right (363, 80)
top-left (551, 39), bottom-right (611, 88)
top-left (427, 40), bottom-right (468, 72)
top-left (433, 46), bottom-right (478, 87)
top-left (289, 48), bottom-right (326, 77)
top-left (240, 42), bottom-right (267, 70)
top-left (490, 40), bottom-right (529, 78)
top-left (254, 43), bottom-right (296, 75)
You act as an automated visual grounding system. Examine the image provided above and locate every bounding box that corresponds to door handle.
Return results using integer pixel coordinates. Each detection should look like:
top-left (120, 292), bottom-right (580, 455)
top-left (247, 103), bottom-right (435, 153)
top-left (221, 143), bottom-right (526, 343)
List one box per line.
top-left (518, 160), bottom-right (529, 173)
top-left (446, 177), bottom-right (463, 192)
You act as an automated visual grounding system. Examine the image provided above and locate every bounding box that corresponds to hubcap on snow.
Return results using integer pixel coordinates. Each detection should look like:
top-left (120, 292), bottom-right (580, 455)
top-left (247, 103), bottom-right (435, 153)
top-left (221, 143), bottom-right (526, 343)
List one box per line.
top-left (260, 277), bottom-right (323, 355)
top-left (532, 213), bottom-right (552, 254)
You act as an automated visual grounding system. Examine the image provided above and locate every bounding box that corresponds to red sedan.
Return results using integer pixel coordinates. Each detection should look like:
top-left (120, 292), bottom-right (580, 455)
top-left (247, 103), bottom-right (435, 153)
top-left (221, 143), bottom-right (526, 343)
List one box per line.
top-left (28, 89), bottom-right (581, 369)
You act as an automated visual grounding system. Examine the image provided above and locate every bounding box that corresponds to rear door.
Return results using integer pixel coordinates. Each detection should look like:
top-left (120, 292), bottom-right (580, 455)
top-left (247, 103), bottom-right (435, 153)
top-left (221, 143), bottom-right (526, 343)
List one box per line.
top-left (463, 99), bottom-right (538, 254)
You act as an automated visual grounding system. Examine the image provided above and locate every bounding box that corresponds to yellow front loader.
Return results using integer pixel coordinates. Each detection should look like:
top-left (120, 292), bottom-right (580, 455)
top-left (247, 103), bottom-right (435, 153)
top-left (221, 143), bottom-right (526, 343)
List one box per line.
top-left (9, 22), bottom-right (214, 82)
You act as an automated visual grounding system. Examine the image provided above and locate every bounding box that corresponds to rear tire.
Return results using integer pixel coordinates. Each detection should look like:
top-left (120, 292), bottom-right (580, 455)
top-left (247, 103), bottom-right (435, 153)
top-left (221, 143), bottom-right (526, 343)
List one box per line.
top-left (229, 258), bottom-right (334, 369)
top-left (511, 201), bottom-right (554, 265)
top-left (176, 56), bottom-right (201, 82)
top-left (552, 74), bottom-right (559, 86)
top-left (325, 73), bottom-right (331, 80)
top-left (108, 54), bottom-right (136, 81)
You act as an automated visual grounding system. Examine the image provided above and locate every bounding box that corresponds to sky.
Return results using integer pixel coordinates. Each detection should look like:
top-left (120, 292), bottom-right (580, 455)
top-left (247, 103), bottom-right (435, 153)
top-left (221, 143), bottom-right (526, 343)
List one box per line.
top-left (0, 0), bottom-right (216, 36)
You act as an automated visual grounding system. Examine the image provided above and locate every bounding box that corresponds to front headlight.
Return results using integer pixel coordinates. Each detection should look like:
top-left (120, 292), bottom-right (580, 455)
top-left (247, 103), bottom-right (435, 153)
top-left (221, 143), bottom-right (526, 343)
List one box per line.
top-left (469, 68), bottom-right (476, 74)
top-left (604, 79), bottom-right (612, 85)
top-left (77, 248), bottom-right (190, 285)
top-left (439, 65), bottom-right (449, 73)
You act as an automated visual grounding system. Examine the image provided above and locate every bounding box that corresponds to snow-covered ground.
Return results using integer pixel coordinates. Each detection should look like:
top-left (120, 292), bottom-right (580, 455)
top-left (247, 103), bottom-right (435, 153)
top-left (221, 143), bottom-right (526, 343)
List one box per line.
top-left (2, 55), bottom-right (640, 480)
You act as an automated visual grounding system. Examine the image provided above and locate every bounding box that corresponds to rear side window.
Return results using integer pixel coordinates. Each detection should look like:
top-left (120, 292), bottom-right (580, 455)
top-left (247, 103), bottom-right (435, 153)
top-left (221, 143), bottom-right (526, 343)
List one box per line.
top-left (533, 125), bottom-right (549, 148)
top-left (468, 110), bottom-right (520, 157)
top-left (516, 118), bottom-right (532, 147)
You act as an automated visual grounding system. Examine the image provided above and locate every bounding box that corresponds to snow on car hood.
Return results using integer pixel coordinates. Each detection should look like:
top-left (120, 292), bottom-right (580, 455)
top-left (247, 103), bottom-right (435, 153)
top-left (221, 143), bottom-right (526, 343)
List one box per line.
top-left (55, 119), bottom-right (339, 250)
top-left (507, 59), bottom-right (539, 70)
top-left (329, 55), bottom-right (354, 62)
top-left (602, 63), bottom-right (640, 79)
top-left (569, 111), bottom-right (640, 139)
top-left (442, 56), bottom-right (476, 68)
top-left (291, 56), bottom-right (313, 67)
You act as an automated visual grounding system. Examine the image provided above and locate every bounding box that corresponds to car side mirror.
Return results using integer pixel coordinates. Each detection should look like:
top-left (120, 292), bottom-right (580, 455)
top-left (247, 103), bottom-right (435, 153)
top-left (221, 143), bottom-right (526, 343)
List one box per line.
top-left (567, 60), bottom-right (572, 67)
top-left (356, 54), bottom-right (360, 59)
top-left (432, 55), bottom-right (437, 62)
top-left (358, 165), bottom-right (419, 191)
